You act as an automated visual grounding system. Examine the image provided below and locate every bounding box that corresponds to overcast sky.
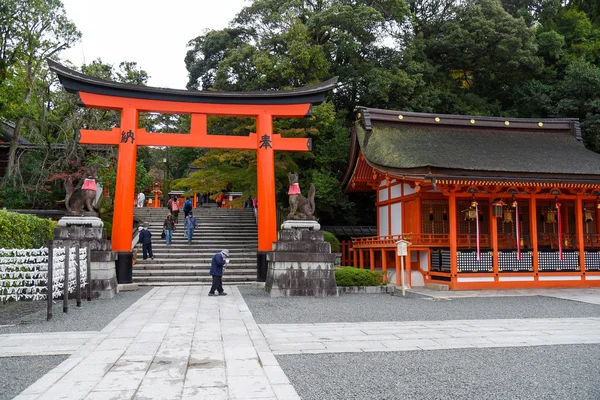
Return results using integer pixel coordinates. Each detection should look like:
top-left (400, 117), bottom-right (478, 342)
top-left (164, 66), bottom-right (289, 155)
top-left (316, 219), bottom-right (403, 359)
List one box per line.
top-left (61, 0), bottom-right (248, 89)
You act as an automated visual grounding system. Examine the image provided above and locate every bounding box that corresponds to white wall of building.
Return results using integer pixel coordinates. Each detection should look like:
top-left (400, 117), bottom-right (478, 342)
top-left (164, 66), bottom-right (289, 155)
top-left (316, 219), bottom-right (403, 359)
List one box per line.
top-left (378, 206), bottom-right (389, 236)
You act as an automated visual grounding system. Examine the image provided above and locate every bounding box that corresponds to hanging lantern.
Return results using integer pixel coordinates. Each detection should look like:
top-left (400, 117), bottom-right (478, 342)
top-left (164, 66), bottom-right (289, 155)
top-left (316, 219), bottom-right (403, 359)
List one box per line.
top-left (442, 209), bottom-right (448, 221)
top-left (520, 236), bottom-right (525, 248)
top-left (478, 209), bottom-right (484, 222)
top-left (503, 208), bottom-right (514, 223)
top-left (429, 208), bottom-right (434, 221)
top-left (463, 207), bottom-right (477, 221)
top-left (584, 207), bottom-right (594, 223)
top-left (492, 200), bottom-right (505, 217)
top-left (545, 207), bottom-right (557, 223)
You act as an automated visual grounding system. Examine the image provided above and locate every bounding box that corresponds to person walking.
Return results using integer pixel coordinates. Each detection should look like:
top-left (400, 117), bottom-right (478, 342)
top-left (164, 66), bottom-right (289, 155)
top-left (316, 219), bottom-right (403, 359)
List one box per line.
top-left (198, 193), bottom-right (204, 208)
top-left (216, 193), bottom-right (223, 208)
top-left (183, 196), bottom-right (193, 218)
top-left (209, 249), bottom-right (229, 296)
top-left (184, 211), bottom-right (198, 244)
top-left (163, 214), bottom-right (175, 245)
top-left (171, 196), bottom-right (180, 223)
top-left (138, 225), bottom-right (153, 260)
top-left (137, 192), bottom-right (145, 207)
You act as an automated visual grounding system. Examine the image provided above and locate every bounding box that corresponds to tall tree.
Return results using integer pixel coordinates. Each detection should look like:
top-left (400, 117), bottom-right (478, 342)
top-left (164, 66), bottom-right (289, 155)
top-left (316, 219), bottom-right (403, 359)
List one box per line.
top-left (1, 0), bottom-right (80, 179)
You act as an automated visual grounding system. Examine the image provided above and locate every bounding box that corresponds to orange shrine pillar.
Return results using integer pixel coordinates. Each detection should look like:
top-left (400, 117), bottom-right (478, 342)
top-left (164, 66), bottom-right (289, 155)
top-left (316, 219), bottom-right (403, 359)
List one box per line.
top-left (448, 191), bottom-right (458, 288)
top-left (112, 107), bottom-right (138, 261)
top-left (529, 194), bottom-right (539, 281)
top-left (256, 114), bottom-right (276, 280)
top-left (576, 194), bottom-right (586, 273)
top-left (490, 203), bottom-right (499, 281)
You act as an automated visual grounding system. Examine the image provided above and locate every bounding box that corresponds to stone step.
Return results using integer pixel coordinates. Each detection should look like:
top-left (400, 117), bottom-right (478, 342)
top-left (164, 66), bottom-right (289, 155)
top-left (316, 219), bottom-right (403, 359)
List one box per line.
top-left (133, 264), bottom-right (256, 269)
top-left (134, 276), bottom-right (256, 282)
top-left (133, 268), bottom-right (256, 276)
top-left (137, 280), bottom-right (254, 286)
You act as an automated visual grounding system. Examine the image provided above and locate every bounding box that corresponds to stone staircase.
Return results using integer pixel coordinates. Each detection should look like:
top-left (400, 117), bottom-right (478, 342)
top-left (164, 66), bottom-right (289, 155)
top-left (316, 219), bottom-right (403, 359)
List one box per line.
top-left (133, 206), bottom-right (258, 286)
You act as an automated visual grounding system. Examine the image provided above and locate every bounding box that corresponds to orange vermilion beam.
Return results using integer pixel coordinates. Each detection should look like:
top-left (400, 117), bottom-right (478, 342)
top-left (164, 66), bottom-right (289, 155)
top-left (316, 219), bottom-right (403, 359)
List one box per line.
top-left (78, 92), bottom-right (312, 117)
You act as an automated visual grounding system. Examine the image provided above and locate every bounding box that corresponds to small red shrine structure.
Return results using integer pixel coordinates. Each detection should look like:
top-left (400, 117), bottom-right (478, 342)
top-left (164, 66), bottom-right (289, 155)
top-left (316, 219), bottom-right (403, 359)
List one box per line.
top-left (49, 60), bottom-right (336, 272)
top-left (342, 107), bottom-right (600, 290)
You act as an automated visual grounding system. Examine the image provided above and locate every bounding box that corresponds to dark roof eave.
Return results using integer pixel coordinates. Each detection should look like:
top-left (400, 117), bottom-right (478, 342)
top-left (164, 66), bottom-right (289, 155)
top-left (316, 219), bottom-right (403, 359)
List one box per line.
top-left (369, 163), bottom-right (600, 186)
top-left (48, 60), bottom-right (339, 106)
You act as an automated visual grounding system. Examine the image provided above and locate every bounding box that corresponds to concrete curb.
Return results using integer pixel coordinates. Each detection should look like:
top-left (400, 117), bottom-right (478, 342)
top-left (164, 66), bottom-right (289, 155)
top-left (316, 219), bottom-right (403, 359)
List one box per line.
top-left (337, 285), bottom-right (394, 294)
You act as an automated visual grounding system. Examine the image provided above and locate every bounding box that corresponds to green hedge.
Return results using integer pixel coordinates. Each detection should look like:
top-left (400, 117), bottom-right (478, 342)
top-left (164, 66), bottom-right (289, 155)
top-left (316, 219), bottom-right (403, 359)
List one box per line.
top-left (0, 210), bottom-right (57, 249)
top-left (335, 267), bottom-right (383, 287)
top-left (323, 231), bottom-right (340, 253)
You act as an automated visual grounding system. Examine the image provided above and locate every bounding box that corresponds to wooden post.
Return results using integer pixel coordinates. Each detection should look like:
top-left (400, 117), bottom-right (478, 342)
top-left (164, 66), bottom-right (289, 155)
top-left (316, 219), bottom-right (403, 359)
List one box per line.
top-left (63, 243), bottom-right (70, 314)
top-left (369, 248), bottom-right (375, 271)
top-left (400, 255), bottom-right (406, 296)
top-left (75, 244), bottom-right (81, 307)
top-left (576, 194), bottom-right (586, 273)
top-left (449, 191), bottom-right (458, 287)
top-left (86, 245), bottom-right (92, 301)
top-left (395, 253), bottom-right (401, 286)
top-left (47, 242), bottom-right (53, 321)
top-left (381, 249), bottom-right (388, 283)
top-left (359, 249), bottom-right (364, 269)
top-left (490, 203), bottom-right (499, 281)
top-left (530, 194), bottom-right (539, 280)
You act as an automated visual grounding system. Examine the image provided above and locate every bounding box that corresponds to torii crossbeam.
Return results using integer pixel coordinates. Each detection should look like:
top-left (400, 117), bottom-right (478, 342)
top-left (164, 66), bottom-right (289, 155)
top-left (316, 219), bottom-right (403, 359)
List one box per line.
top-left (49, 60), bottom-right (337, 276)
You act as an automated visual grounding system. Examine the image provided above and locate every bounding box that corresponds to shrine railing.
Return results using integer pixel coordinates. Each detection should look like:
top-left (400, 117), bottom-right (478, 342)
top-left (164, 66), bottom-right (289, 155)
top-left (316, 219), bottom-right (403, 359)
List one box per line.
top-left (352, 233), bottom-right (600, 251)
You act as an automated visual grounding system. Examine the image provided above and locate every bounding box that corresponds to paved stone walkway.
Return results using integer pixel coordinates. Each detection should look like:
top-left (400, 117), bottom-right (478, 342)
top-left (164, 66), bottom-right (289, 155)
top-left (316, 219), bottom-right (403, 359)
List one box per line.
top-left (6, 286), bottom-right (600, 399)
top-left (261, 317), bottom-right (600, 355)
top-left (12, 287), bottom-right (299, 400)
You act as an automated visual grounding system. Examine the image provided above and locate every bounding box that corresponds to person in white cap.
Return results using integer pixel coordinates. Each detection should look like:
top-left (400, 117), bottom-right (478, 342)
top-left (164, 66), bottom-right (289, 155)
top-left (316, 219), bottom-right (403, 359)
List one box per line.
top-left (208, 249), bottom-right (229, 296)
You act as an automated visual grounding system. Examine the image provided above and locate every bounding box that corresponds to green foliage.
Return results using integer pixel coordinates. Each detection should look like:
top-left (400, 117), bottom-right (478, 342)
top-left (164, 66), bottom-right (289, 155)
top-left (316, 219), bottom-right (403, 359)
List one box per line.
top-left (0, 210), bottom-right (56, 249)
top-left (335, 267), bottom-right (383, 287)
top-left (323, 231), bottom-right (341, 253)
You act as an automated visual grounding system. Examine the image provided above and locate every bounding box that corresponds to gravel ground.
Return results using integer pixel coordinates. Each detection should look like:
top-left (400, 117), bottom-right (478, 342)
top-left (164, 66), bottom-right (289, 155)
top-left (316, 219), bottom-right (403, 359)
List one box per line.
top-left (0, 287), bottom-right (151, 334)
top-left (0, 355), bottom-right (68, 400)
top-left (238, 286), bottom-right (600, 324)
top-left (277, 344), bottom-right (600, 400)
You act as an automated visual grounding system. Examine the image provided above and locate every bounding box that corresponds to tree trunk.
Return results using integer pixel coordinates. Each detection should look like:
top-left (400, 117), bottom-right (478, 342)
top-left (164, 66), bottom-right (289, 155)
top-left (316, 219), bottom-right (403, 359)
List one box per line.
top-left (6, 117), bottom-right (25, 179)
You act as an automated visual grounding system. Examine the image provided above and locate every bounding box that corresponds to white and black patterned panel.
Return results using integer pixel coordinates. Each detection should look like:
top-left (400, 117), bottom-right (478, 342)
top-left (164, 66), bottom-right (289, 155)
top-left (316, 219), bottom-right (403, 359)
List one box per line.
top-left (498, 251), bottom-right (533, 272)
top-left (584, 252), bottom-right (600, 271)
top-left (538, 251), bottom-right (580, 271)
top-left (457, 251), bottom-right (493, 272)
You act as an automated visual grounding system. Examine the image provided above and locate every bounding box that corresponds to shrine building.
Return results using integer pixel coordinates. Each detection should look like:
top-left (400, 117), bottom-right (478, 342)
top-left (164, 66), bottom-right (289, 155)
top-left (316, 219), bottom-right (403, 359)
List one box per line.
top-left (342, 107), bottom-right (600, 290)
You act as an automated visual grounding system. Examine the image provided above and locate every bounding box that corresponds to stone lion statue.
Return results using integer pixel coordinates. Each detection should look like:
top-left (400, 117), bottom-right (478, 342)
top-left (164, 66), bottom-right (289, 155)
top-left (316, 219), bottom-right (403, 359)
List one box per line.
top-left (287, 172), bottom-right (316, 220)
top-left (65, 166), bottom-right (99, 216)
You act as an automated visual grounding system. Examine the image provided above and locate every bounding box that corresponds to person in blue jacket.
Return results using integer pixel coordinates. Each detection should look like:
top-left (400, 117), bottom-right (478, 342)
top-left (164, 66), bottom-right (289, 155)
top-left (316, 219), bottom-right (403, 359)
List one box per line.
top-left (183, 196), bottom-right (193, 219)
top-left (138, 225), bottom-right (153, 260)
top-left (209, 249), bottom-right (229, 296)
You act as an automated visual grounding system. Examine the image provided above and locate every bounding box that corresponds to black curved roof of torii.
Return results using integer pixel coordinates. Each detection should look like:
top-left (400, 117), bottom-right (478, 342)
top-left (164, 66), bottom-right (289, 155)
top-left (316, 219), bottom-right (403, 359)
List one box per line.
top-left (48, 59), bottom-right (338, 105)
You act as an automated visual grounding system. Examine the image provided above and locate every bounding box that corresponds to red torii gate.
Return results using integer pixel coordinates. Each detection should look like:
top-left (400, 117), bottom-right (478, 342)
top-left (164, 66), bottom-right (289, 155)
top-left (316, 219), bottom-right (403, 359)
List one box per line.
top-left (49, 60), bottom-right (337, 274)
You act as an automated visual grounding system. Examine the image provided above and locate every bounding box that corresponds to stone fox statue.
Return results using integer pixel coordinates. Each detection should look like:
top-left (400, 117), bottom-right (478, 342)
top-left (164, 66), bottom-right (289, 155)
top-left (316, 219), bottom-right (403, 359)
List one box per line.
top-left (287, 172), bottom-right (316, 220)
top-left (65, 166), bottom-right (99, 216)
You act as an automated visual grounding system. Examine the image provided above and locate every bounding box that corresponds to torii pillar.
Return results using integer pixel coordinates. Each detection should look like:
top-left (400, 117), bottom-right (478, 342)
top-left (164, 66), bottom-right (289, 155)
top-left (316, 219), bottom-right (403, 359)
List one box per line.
top-left (49, 60), bottom-right (337, 281)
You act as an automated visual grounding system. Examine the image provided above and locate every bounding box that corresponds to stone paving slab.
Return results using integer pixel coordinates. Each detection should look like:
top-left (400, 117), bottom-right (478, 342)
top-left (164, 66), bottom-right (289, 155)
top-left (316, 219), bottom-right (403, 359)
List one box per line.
top-left (13, 286), bottom-right (300, 400)
top-left (410, 287), bottom-right (600, 304)
top-left (0, 332), bottom-right (97, 357)
top-left (260, 317), bottom-right (600, 355)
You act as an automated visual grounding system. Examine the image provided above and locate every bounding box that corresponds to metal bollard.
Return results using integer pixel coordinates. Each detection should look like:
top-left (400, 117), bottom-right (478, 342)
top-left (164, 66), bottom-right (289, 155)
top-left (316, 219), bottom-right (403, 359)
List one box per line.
top-left (47, 242), bottom-right (53, 321)
top-left (86, 245), bottom-right (91, 302)
top-left (75, 243), bottom-right (81, 307)
top-left (63, 243), bottom-right (69, 313)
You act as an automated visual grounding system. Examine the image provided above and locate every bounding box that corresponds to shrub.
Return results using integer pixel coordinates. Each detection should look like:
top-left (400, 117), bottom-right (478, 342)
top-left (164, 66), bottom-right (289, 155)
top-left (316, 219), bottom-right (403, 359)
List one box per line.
top-left (0, 210), bottom-right (57, 249)
top-left (323, 231), bottom-right (340, 253)
top-left (335, 267), bottom-right (383, 287)
top-left (103, 221), bottom-right (112, 239)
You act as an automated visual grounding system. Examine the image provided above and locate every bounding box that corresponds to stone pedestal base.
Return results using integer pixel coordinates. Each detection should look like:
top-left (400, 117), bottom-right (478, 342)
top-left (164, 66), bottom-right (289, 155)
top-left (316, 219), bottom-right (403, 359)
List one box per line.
top-left (53, 218), bottom-right (117, 299)
top-left (265, 229), bottom-right (338, 297)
